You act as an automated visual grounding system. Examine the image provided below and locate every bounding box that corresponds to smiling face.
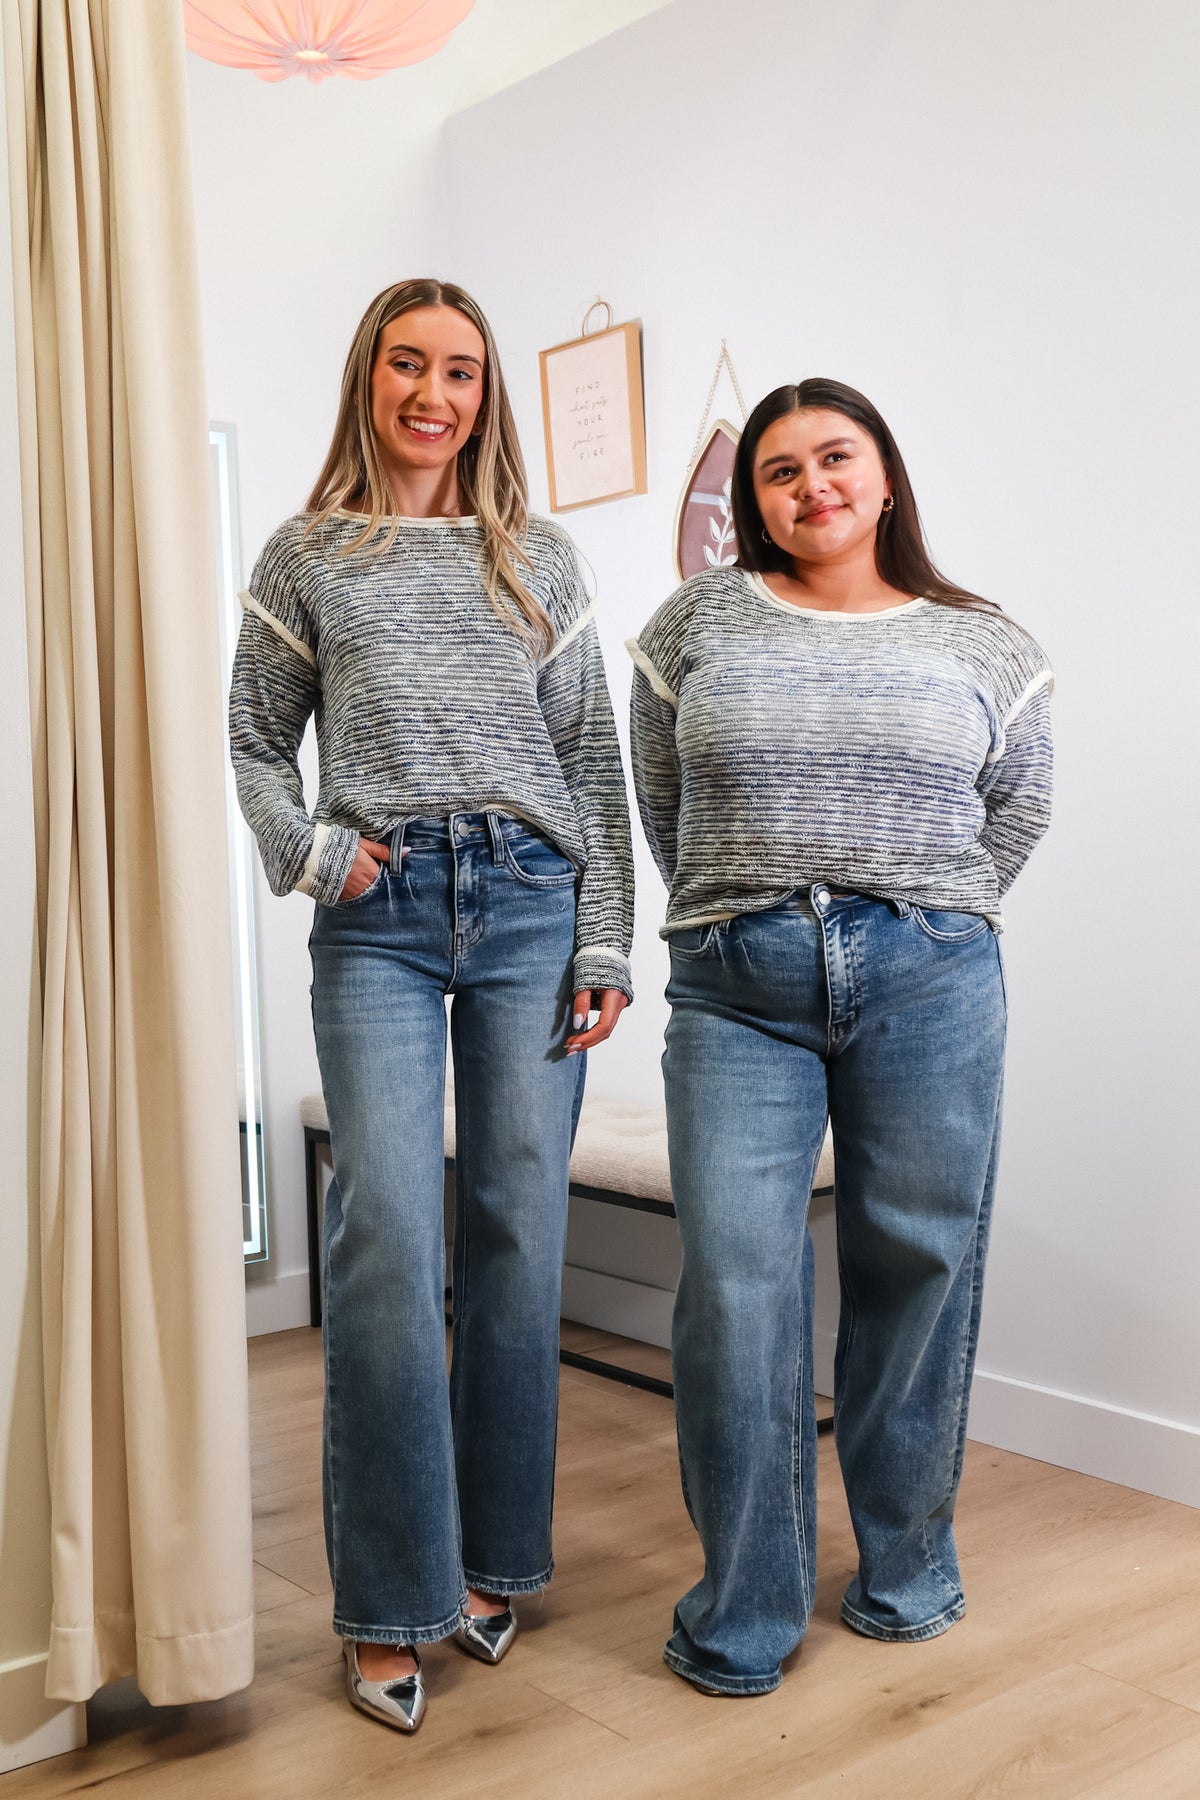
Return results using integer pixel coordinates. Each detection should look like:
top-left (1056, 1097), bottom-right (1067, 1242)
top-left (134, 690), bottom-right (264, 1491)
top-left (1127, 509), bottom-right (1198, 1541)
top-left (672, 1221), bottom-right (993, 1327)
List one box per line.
top-left (753, 408), bottom-right (892, 569)
top-left (368, 304), bottom-right (487, 489)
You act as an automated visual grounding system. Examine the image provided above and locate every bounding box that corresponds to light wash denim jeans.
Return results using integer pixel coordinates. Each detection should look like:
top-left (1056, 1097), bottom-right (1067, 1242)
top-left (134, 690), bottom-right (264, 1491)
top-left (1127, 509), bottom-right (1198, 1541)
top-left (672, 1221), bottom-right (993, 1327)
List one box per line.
top-left (662, 888), bottom-right (1006, 1694)
top-left (309, 812), bottom-right (582, 1645)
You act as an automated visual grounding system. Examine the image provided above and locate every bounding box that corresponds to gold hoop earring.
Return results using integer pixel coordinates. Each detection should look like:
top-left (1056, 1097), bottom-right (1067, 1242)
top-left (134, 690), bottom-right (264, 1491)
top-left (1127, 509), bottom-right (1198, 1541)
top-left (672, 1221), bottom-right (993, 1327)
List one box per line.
top-left (761, 527), bottom-right (773, 545)
top-left (881, 496), bottom-right (895, 513)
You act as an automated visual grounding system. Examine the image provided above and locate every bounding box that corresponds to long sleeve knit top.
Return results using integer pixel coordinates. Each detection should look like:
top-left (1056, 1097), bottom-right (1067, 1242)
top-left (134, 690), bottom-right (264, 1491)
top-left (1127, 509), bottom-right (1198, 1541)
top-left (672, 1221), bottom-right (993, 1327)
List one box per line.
top-left (229, 510), bottom-right (635, 998)
top-left (628, 568), bottom-right (1053, 934)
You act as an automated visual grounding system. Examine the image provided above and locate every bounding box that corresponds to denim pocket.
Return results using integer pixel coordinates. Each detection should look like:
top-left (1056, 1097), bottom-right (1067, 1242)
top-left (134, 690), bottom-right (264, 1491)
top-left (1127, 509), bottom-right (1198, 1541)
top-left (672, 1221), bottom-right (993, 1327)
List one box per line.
top-left (667, 921), bottom-right (723, 959)
top-left (501, 829), bottom-right (577, 888)
top-left (332, 864), bottom-right (387, 908)
top-left (910, 906), bottom-right (990, 944)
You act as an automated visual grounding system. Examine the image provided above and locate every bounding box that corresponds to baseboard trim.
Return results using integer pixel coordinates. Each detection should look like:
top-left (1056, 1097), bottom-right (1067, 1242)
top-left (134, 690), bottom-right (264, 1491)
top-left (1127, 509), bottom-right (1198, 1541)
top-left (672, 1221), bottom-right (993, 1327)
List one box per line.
top-left (257, 1263), bottom-right (1200, 1508)
top-left (244, 1268), bottom-right (313, 1337)
top-left (816, 1324), bottom-right (1197, 1506)
top-left (244, 1260), bottom-right (680, 1346)
top-left (0, 1654), bottom-right (86, 1773)
top-left (966, 1368), bottom-right (1200, 1508)
top-left (560, 1265), bottom-right (674, 1350)
top-left (244, 1259), bottom-right (679, 1344)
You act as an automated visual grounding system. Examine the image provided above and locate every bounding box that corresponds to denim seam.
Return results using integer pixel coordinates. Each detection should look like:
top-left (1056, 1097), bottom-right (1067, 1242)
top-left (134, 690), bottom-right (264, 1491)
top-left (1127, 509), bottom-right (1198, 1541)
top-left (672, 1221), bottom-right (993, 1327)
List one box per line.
top-left (840, 1595), bottom-right (965, 1643)
top-left (457, 830), bottom-right (486, 954)
top-left (832, 1176), bottom-right (857, 1436)
top-left (945, 1083), bottom-right (1005, 1506)
top-left (818, 909), bottom-right (836, 1059)
top-left (335, 1599), bottom-right (468, 1648)
top-left (461, 1559), bottom-right (554, 1596)
top-left (919, 1520), bottom-right (954, 1601)
top-left (667, 921), bottom-right (721, 960)
top-left (448, 1051), bottom-right (471, 1455)
top-left (846, 907), bottom-right (866, 1031)
top-left (675, 1406), bottom-right (696, 1526)
top-left (449, 828), bottom-right (464, 980)
top-left (498, 830), bottom-right (576, 888)
top-left (994, 931), bottom-right (1009, 1012)
top-left (502, 858), bottom-right (576, 890)
top-left (323, 1231), bottom-right (341, 1615)
top-left (789, 1139), bottom-right (823, 1625)
top-left (789, 1332), bottom-right (810, 1622)
top-left (910, 906), bottom-right (990, 944)
top-left (445, 1011), bottom-right (471, 1606)
top-left (663, 1646), bottom-right (782, 1696)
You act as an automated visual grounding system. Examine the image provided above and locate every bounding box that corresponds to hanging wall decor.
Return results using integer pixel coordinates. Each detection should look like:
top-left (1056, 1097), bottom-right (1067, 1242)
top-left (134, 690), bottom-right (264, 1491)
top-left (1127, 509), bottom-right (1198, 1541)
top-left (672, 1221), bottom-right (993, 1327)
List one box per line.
top-left (183, 0), bottom-right (476, 83)
top-left (539, 301), bottom-right (648, 513)
top-left (674, 341), bottom-right (749, 580)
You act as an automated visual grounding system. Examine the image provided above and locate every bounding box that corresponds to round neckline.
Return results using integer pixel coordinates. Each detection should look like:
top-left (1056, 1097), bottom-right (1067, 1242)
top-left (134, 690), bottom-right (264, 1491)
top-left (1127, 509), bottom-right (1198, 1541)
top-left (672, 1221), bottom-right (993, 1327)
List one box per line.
top-left (745, 571), bottom-right (927, 620)
top-left (332, 507), bottom-right (478, 526)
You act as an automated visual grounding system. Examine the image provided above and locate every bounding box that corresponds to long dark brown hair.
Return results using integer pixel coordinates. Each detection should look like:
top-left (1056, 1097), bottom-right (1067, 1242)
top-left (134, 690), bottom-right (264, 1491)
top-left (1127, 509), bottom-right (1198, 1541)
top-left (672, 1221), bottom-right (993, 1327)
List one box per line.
top-left (305, 278), bottom-right (552, 655)
top-left (733, 377), bottom-right (995, 615)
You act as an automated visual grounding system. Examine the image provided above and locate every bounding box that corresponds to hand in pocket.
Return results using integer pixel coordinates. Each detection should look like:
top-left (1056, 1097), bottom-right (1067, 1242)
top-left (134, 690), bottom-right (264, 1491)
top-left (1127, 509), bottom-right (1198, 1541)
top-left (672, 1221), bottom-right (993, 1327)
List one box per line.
top-left (339, 838), bottom-right (391, 901)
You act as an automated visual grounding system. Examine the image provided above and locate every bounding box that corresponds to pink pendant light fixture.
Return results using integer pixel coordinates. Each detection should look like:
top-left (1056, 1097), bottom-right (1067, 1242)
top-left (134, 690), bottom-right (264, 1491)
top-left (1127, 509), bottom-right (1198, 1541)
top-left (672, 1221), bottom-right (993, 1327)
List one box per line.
top-left (183, 0), bottom-right (476, 84)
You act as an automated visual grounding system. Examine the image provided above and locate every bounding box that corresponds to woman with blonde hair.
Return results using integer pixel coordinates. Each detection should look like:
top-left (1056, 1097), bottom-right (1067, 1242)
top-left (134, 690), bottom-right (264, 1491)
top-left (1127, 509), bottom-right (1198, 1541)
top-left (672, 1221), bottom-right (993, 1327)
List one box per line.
top-left (231, 280), bottom-right (634, 1731)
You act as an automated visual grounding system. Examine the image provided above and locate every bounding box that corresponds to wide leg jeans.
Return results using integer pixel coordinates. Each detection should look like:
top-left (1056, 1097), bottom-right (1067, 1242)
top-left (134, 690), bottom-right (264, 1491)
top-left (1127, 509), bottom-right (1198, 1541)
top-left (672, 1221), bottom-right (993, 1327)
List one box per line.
top-left (309, 813), bottom-right (581, 1644)
top-left (662, 890), bottom-right (1007, 1693)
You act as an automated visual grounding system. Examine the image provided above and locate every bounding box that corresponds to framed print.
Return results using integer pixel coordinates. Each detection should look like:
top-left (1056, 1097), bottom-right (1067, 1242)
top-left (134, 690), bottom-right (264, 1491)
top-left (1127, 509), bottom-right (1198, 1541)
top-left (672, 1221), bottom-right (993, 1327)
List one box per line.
top-left (539, 316), bottom-right (647, 512)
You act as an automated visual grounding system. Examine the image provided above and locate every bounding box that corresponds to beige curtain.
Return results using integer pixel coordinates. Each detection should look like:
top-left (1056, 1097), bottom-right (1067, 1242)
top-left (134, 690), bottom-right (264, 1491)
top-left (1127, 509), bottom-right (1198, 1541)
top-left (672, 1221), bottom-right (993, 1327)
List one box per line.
top-left (2, 0), bottom-right (255, 1704)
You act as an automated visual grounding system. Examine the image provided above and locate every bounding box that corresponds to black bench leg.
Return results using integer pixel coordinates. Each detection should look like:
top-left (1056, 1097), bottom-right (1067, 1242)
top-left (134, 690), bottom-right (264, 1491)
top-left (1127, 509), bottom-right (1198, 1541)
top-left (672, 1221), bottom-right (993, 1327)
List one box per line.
top-left (305, 1127), bottom-right (323, 1329)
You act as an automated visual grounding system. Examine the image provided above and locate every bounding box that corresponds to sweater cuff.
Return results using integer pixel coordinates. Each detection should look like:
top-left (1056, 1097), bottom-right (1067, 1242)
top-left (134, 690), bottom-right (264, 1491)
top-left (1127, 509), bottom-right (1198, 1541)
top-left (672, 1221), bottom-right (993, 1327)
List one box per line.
top-left (572, 946), bottom-right (633, 1004)
top-left (294, 823), bottom-right (360, 907)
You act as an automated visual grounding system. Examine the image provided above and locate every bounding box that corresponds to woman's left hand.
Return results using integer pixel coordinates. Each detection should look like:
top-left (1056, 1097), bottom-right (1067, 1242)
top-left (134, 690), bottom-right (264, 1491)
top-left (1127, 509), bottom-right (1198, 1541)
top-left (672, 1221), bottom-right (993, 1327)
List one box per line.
top-left (567, 989), bottom-right (629, 1054)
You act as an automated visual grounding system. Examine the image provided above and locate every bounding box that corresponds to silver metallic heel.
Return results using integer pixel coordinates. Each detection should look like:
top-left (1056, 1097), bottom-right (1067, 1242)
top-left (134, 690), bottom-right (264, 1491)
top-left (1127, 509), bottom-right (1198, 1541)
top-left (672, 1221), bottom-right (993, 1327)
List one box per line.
top-left (343, 1639), bottom-right (426, 1732)
top-left (453, 1602), bottom-right (518, 1665)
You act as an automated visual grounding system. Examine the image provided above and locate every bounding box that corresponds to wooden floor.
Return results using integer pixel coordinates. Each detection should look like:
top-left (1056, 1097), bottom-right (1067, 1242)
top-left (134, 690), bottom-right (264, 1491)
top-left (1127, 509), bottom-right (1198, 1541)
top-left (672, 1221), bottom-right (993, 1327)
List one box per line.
top-left (7, 1325), bottom-right (1200, 1798)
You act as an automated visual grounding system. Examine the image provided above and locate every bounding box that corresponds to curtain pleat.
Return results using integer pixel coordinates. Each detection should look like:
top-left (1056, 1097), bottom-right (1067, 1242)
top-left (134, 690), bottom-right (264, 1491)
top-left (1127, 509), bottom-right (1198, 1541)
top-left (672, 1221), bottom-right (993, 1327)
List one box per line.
top-left (3, 0), bottom-right (255, 1704)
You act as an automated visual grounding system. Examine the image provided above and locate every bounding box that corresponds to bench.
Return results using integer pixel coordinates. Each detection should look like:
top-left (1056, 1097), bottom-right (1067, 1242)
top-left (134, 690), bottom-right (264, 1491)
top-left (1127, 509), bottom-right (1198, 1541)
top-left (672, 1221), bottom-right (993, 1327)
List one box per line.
top-left (302, 1091), bottom-right (835, 1427)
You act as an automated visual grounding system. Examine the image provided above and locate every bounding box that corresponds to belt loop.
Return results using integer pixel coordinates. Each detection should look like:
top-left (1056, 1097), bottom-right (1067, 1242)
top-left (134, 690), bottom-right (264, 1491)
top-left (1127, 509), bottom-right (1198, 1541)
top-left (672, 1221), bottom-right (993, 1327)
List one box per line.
top-left (485, 810), bottom-right (504, 864)
top-left (389, 817), bottom-right (411, 867)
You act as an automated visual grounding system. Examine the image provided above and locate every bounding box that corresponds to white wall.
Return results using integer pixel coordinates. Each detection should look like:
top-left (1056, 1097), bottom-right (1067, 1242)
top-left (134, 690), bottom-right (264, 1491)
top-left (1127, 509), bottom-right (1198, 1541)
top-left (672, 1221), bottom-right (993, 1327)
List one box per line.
top-left (187, 57), bottom-right (454, 1330)
top-left (437, 0), bottom-right (1200, 1502)
top-left (185, 27), bottom-right (680, 1338)
top-left (189, 0), bottom-right (1200, 1508)
top-left (0, 83), bottom-right (87, 1773)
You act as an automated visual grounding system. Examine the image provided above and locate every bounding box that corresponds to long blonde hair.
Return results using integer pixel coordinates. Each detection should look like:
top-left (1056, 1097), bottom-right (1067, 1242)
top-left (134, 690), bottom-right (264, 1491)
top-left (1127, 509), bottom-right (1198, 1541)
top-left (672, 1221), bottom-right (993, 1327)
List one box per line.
top-left (305, 279), bottom-right (553, 655)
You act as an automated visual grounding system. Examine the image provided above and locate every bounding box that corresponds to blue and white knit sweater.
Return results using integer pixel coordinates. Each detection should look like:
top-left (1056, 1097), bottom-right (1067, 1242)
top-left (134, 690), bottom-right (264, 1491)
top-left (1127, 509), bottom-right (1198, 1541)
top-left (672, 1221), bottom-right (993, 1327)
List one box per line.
top-left (230, 510), bottom-right (635, 997)
top-left (629, 569), bottom-right (1052, 933)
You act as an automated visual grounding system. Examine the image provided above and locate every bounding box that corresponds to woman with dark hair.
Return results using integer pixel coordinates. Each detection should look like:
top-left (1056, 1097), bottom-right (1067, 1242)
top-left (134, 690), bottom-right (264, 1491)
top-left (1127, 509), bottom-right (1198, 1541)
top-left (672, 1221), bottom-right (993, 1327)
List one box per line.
top-left (231, 281), bottom-right (634, 1730)
top-left (628, 378), bottom-right (1052, 1697)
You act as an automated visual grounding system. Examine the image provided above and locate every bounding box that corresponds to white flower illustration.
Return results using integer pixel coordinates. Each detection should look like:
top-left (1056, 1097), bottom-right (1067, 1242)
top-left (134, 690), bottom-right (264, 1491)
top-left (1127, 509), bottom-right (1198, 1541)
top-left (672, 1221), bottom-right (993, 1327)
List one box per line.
top-left (703, 478), bottom-right (737, 567)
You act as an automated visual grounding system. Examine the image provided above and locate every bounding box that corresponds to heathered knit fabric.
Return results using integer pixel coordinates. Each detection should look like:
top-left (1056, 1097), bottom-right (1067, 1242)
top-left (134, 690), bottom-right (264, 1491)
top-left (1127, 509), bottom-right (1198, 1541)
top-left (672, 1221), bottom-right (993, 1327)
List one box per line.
top-left (628, 568), bottom-right (1053, 934)
top-left (229, 510), bottom-right (635, 997)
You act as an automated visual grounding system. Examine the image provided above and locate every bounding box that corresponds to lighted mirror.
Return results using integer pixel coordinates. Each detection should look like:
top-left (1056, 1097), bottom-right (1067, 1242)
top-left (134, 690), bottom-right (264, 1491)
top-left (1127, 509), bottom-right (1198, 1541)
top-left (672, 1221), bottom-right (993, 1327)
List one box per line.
top-left (209, 421), bottom-right (269, 1261)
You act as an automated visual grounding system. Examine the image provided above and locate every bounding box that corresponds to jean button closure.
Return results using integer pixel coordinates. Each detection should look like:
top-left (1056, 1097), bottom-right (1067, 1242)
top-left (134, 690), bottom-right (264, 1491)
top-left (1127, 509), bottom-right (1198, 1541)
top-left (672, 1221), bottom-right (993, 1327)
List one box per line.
top-left (455, 820), bottom-right (471, 839)
top-left (813, 885), bottom-right (830, 909)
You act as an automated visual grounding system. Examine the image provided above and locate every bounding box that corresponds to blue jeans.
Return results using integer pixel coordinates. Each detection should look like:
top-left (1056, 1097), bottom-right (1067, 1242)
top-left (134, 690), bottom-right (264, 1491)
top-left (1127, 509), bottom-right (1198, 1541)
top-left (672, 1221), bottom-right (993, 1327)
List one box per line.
top-left (309, 812), bottom-right (582, 1644)
top-left (662, 889), bottom-right (1006, 1694)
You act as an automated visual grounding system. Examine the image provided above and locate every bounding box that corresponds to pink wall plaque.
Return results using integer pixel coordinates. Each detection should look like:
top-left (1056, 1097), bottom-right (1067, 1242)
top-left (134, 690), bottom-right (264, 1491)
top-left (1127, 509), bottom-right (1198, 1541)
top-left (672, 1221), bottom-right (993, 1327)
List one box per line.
top-left (675, 419), bottom-right (740, 581)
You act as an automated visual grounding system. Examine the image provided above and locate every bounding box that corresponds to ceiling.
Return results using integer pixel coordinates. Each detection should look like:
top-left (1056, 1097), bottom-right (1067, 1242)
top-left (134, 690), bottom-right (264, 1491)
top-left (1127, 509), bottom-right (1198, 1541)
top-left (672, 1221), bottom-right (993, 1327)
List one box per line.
top-left (443, 0), bottom-right (676, 112)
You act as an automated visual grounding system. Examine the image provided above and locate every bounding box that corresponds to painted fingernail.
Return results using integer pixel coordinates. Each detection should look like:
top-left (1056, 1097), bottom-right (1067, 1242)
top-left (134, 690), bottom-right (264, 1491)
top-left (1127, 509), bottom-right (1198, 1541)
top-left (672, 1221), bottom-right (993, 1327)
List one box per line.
top-left (572, 1014), bottom-right (585, 1031)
